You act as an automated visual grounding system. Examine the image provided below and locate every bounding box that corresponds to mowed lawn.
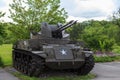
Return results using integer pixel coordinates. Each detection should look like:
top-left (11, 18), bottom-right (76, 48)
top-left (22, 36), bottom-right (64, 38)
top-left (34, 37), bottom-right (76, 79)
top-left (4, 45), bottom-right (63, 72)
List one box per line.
top-left (0, 44), bottom-right (12, 66)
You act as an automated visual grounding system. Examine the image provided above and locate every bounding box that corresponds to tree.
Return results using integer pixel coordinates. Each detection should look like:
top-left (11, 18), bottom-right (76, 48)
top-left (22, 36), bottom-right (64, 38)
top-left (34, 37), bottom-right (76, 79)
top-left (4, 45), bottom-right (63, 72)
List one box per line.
top-left (9, 0), bottom-right (68, 40)
top-left (0, 11), bottom-right (6, 45)
top-left (81, 21), bottom-right (117, 51)
top-left (112, 8), bottom-right (120, 27)
top-left (112, 8), bottom-right (120, 45)
top-left (67, 21), bottom-right (90, 41)
top-left (0, 12), bottom-right (5, 18)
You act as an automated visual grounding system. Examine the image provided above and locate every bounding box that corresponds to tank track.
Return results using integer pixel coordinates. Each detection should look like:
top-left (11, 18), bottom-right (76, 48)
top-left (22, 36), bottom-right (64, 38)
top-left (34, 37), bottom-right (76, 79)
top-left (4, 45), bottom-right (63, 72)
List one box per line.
top-left (77, 55), bottom-right (95, 75)
top-left (12, 49), bottom-right (45, 77)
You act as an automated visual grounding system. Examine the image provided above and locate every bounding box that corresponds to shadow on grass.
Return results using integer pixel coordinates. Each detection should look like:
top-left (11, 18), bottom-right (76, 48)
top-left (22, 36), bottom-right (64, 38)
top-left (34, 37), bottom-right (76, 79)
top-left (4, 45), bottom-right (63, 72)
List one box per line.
top-left (0, 56), bottom-right (4, 67)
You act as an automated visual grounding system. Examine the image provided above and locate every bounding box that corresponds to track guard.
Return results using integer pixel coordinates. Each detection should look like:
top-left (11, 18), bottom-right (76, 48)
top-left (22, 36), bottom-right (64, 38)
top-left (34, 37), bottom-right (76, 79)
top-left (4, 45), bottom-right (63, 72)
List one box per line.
top-left (32, 51), bottom-right (47, 58)
top-left (83, 51), bottom-right (93, 57)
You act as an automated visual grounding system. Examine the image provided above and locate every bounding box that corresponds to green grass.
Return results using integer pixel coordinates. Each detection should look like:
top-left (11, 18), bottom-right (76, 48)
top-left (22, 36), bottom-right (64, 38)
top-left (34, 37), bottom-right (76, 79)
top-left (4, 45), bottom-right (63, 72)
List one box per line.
top-left (0, 44), bottom-right (12, 66)
top-left (94, 55), bottom-right (120, 62)
top-left (12, 72), bottom-right (95, 80)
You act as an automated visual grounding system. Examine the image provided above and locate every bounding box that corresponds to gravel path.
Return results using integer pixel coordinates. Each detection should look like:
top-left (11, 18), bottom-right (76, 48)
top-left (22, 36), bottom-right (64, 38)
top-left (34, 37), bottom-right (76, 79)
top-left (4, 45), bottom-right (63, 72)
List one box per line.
top-left (0, 68), bottom-right (19, 80)
top-left (91, 62), bottom-right (120, 80)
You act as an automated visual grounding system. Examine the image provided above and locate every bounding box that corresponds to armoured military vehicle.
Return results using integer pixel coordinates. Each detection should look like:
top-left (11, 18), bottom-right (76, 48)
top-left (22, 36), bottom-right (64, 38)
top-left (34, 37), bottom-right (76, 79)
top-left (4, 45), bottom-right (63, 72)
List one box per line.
top-left (12, 20), bottom-right (94, 77)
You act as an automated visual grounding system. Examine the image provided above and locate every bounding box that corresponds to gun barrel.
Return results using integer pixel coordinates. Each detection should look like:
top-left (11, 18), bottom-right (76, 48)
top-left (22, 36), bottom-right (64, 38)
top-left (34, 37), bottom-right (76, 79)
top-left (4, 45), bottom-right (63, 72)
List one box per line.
top-left (57, 20), bottom-right (77, 32)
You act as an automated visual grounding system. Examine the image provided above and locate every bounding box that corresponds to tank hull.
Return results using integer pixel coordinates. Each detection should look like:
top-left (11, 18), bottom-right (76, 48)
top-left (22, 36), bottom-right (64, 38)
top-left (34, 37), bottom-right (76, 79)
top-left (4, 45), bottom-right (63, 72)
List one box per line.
top-left (46, 60), bottom-right (84, 69)
top-left (13, 48), bottom-right (85, 70)
top-left (12, 40), bottom-right (95, 77)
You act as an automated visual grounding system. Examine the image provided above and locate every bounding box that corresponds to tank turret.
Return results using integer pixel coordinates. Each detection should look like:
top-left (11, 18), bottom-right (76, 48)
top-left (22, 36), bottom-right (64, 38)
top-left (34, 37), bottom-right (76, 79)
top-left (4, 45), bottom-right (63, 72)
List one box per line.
top-left (31, 20), bottom-right (77, 39)
top-left (51, 20), bottom-right (77, 38)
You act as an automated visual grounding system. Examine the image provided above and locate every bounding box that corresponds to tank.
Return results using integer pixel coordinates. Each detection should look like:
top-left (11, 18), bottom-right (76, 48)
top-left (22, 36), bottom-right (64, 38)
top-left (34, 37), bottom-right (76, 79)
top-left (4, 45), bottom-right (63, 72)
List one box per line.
top-left (12, 20), bottom-right (95, 77)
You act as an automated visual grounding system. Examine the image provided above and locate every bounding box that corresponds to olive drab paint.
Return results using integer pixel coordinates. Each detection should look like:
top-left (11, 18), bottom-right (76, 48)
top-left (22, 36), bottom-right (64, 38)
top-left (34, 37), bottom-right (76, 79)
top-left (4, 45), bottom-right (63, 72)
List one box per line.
top-left (12, 20), bottom-right (95, 77)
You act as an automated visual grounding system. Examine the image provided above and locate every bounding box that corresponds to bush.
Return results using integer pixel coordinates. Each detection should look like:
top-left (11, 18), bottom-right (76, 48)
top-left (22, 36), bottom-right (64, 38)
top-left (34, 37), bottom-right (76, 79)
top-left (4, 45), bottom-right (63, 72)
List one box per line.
top-left (112, 44), bottom-right (120, 54)
top-left (0, 56), bottom-right (4, 67)
top-left (94, 55), bottom-right (120, 62)
top-left (82, 26), bottom-right (115, 51)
